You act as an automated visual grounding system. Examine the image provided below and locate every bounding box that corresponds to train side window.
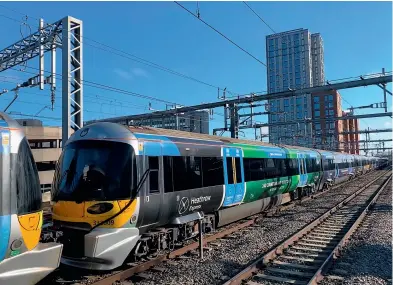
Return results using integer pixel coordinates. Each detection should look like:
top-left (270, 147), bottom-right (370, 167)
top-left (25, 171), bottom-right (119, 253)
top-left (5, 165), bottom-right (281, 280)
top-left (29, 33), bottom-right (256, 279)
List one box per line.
top-left (16, 138), bottom-right (41, 215)
top-left (226, 157), bottom-right (234, 184)
top-left (172, 156), bottom-right (202, 191)
top-left (163, 156), bottom-right (173, 193)
top-left (245, 158), bottom-right (264, 181)
top-left (330, 159), bottom-right (335, 171)
top-left (276, 159), bottom-right (287, 176)
top-left (235, 157), bottom-right (242, 183)
top-left (287, 159), bottom-right (299, 176)
top-left (264, 158), bottom-right (278, 179)
top-left (148, 156), bottom-right (159, 194)
top-left (189, 156), bottom-right (202, 188)
top-left (202, 157), bottom-right (224, 187)
top-left (173, 156), bottom-right (188, 191)
top-left (315, 159), bottom-right (321, 172)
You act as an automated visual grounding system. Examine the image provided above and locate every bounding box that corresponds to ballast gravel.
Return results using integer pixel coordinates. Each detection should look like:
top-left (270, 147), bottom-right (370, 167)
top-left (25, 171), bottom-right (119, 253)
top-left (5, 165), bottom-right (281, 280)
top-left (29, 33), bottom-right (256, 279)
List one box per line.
top-left (126, 172), bottom-right (386, 285)
top-left (319, 179), bottom-right (392, 285)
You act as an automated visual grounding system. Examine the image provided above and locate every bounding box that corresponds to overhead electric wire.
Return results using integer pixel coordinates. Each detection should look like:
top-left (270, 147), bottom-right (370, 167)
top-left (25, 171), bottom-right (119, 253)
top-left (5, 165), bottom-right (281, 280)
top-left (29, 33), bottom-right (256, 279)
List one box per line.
top-left (174, 1), bottom-right (267, 67)
top-left (0, 76), bottom-right (226, 125)
top-left (0, 14), bottom-right (22, 23)
top-left (9, 66), bottom-right (229, 119)
top-left (242, 2), bottom-right (276, 34)
top-left (0, 5), bottom-right (240, 97)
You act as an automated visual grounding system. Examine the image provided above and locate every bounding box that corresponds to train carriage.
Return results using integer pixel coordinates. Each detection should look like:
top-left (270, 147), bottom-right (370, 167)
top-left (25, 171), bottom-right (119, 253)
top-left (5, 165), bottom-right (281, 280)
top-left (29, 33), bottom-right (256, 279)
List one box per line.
top-left (0, 113), bottom-right (62, 285)
top-left (49, 122), bottom-right (383, 271)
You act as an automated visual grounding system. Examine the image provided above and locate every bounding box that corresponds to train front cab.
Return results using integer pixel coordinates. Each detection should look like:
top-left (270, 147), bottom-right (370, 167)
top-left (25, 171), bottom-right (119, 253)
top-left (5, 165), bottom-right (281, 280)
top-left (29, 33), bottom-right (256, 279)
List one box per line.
top-left (0, 117), bottom-right (62, 285)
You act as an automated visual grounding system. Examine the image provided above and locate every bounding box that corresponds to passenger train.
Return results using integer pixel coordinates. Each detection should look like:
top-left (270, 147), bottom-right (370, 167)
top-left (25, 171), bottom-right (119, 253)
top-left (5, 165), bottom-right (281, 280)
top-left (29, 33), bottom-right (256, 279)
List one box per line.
top-left (49, 122), bottom-right (388, 270)
top-left (0, 113), bottom-right (62, 285)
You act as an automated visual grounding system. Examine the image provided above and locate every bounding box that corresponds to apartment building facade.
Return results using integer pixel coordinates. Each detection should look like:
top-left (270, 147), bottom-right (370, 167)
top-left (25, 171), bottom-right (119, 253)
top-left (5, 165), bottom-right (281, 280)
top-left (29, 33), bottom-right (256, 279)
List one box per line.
top-left (266, 28), bottom-right (325, 147)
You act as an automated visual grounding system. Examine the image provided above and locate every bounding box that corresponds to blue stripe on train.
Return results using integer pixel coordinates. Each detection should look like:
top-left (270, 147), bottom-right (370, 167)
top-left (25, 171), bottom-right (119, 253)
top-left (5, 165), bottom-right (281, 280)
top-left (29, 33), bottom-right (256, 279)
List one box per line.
top-left (0, 130), bottom-right (10, 155)
top-left (133, 133), bottom-right (180, 156)
top-left (0, 120), bottom-right (8, 127)
top-left (0, 215), bottom-right (11, 261)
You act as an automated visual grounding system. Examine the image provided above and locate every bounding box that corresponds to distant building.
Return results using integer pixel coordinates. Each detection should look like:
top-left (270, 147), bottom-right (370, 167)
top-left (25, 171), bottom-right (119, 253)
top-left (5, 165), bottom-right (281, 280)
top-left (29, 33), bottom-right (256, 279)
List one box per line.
top-left (16, 119), bottom-right (62, 201)
top-left (342, 111), bottom-right (360, 154)
top-left (310, 90), bottom-right (360, 154)
top-left (266, 28), bottom-right (325, 147)
top-left (86, 110), bottom-right (210, 134)
top-left (16, 119), bottom-right (43, 127)
top-left (311, 90), bottom-right (343, 151)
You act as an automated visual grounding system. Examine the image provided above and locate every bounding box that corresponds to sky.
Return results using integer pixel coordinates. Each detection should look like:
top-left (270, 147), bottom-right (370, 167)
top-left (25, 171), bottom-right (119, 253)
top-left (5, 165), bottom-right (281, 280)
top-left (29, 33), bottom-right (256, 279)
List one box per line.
top-left (0, 1), bottom-right (392, 154)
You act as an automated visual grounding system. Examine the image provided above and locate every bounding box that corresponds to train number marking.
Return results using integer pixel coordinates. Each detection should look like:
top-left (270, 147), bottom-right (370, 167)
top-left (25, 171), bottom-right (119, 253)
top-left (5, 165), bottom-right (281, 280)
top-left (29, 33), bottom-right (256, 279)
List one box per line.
top-left (93, 220), bottom-right (114, 226)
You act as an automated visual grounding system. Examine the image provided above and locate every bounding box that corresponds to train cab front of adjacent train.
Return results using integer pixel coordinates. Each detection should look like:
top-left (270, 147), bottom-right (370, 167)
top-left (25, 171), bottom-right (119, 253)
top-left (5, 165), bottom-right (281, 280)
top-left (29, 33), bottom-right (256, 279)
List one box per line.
top-left (0, 114), bottom-right (62, 285)
top-left (50, 123), bottom-right (141, 270)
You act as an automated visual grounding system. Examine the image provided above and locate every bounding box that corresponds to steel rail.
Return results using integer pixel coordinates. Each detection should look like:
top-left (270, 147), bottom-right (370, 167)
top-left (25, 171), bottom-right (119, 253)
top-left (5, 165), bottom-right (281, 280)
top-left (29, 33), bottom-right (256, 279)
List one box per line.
top-left (49, 171), bottom-right (379, 285)
top-left (308, 174), bottom-right (392, 285)
top-left (89, 218), bottom-right (257, 285)
top-left (224, 169), bottom-right (391, 285)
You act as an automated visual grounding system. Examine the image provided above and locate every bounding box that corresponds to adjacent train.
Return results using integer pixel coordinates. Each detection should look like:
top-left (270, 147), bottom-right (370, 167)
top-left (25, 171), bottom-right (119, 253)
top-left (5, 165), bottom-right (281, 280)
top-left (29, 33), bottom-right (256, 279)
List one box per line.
top-left (49, 122), bottom-right (387, 270)
top-left (0, 113), bottom-right (62, 285)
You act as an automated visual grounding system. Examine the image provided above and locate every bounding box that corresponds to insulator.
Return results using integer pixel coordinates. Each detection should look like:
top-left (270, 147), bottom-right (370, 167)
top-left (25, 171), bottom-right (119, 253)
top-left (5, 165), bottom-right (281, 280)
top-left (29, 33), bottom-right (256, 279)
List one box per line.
top-left (51, 90), bottom-right (55, 110)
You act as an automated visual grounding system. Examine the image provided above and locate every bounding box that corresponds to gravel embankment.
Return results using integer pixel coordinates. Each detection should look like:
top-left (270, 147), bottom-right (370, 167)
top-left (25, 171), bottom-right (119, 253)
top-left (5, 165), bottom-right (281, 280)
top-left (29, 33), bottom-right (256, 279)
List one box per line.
top-left (320, 179), bottom-right (392, 285)
top-left (127, 172), bottom-right (387, 285)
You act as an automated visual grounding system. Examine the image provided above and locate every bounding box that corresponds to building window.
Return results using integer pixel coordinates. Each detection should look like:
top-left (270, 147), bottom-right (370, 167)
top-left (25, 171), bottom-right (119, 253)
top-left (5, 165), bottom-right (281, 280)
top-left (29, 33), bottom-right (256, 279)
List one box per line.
top-left (315, 110), bottom-right (320, 117)
top-left (325, 95), bottom-right (334, 102)
top-left (313, 96), bottom-right (319, 103)
top-left (314, 102), bottom-right (320, 110)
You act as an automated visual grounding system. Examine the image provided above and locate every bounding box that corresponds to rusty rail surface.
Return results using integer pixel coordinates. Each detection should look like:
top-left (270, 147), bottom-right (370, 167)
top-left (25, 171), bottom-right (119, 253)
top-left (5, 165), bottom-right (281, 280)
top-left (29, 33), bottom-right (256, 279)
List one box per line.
top-left (224, 170), bottom-right (391, 285)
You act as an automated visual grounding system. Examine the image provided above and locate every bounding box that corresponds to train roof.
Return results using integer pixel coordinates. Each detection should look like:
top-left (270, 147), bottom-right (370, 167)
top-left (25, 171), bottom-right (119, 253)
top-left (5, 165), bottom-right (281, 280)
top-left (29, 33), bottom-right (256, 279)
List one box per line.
top-left (0, 112), bottom-right (24, 130)
top-left (127, 125), bottom-right (363, 158)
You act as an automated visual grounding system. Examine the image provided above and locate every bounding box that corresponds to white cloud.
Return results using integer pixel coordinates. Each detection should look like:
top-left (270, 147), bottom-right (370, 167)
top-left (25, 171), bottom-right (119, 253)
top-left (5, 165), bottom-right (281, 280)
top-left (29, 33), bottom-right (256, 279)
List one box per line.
top-left (131, 68), bottom-right (148, 78)
top-left (114, 68), bottom-right (133, 80)
top-left (113, 67), bottom-right (149, 81)
top-left (384, 121), bottom-right (392, 128)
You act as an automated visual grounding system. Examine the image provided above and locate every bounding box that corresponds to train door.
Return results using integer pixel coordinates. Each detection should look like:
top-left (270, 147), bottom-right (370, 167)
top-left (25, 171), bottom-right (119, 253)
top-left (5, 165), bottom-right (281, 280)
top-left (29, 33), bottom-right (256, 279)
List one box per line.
top-left (0, 127), bottom-right (11, 262)
top-left (141, 141), bottom-right (163, 227)
top-left (297, 153), bottom-right (307, 187)
top-left (334, 156), bottom-right (339, 179)
top-left (222, 147), bottom-right (245, 207)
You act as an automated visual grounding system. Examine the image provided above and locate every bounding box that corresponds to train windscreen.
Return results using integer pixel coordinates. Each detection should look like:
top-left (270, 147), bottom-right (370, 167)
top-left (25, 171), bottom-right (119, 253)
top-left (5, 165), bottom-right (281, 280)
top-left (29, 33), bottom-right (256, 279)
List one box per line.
top-left (52, 140), bottom-right (136, 202)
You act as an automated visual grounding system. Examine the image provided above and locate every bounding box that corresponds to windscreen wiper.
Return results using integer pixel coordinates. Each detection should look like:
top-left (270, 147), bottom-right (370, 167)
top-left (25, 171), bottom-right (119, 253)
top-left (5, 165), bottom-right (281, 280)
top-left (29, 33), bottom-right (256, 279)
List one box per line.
top-left (88, 169), bottom-right (151, 233)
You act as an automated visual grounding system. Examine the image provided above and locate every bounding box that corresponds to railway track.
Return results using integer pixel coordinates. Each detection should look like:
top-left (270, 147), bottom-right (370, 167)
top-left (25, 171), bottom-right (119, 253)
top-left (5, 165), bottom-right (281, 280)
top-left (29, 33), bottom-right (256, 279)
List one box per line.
top-left (224, 170), bottom-right (392, 285)
top-left (37, 170), bottom-right (385, 285)
top-left (82, 171), bottom-right (385, 285)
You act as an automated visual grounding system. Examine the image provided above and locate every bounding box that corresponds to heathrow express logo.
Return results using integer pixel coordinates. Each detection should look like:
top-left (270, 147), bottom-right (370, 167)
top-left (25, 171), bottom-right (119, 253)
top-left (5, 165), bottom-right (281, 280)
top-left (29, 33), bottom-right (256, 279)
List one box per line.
top-left (80, 128), bottom-right (89, 137)
top-left (178, 197), bottom-right (190, 214)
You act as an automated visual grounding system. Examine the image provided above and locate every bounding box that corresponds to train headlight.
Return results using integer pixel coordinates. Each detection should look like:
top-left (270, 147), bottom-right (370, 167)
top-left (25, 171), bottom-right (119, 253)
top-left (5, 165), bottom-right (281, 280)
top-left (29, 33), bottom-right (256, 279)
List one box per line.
top-left (87, 203), bottom-right (114, 214)
top-left (10, 239), bottom-right (23, 251)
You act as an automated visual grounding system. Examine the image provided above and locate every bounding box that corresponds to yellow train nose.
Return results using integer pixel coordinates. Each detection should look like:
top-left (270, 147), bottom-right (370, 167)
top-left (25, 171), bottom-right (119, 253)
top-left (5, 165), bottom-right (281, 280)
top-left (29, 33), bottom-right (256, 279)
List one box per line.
top-left (18, 211), bottom-right (43, 250)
